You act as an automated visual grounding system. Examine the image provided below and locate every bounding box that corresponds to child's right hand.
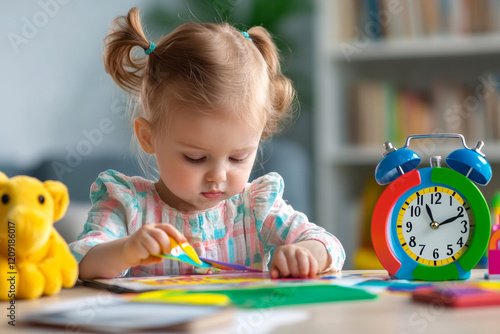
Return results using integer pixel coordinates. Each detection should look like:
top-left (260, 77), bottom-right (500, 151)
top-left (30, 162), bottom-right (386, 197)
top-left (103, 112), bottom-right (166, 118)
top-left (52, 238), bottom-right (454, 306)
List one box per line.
top-left (123, 223), bottom-right (186, 267)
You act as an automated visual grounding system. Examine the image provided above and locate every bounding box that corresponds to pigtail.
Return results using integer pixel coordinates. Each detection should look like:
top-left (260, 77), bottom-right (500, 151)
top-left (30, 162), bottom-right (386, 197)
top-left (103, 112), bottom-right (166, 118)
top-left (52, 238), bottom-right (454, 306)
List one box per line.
top-left (103, 7), bottom-right (150, 94)
top-left (247, 27), bottom-right (296, 139)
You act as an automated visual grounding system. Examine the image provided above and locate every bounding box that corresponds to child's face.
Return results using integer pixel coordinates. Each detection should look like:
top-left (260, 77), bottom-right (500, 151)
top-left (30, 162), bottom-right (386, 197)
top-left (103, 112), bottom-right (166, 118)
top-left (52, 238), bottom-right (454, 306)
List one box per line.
top-left (153, 108), bottom-right (263, 212)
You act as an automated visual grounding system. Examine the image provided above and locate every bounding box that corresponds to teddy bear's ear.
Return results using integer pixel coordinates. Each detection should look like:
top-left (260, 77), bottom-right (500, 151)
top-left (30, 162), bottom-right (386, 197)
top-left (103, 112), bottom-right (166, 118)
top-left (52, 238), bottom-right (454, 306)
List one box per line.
top-left (44, 180), bottom-right (70, 221)
top-left (0, 171), bottom-right (8, 184)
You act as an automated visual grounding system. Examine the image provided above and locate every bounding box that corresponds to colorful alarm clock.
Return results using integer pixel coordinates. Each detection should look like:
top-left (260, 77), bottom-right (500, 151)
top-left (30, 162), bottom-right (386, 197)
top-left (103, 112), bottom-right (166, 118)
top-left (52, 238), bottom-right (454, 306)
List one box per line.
top-left (371, 133), bottom-right (492, 281)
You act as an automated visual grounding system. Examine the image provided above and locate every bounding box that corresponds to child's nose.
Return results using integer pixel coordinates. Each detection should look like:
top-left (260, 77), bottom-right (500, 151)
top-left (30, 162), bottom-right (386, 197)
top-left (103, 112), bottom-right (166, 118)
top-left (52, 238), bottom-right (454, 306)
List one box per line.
top-left (206, 164), bottom-right (227, 183)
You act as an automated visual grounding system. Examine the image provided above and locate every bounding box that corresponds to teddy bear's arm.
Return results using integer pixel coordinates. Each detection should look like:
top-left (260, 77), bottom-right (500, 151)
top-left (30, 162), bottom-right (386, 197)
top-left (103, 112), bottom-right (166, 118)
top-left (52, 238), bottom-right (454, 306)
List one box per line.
top-left (38, 230), bottom-right (78, 295)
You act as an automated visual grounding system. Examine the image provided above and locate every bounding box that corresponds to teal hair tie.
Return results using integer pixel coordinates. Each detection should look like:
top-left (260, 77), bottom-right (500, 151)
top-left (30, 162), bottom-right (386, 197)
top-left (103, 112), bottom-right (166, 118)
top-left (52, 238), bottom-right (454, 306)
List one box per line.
top-left (144, 41), bottom-right (156, 55)
top-left (240, 31), bottom-right (252, 41)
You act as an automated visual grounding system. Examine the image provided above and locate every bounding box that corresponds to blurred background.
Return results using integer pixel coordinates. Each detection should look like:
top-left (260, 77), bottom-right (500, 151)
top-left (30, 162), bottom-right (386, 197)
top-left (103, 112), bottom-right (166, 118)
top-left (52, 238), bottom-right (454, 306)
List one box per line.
top-left (3, 0), bottom-right (500, 269)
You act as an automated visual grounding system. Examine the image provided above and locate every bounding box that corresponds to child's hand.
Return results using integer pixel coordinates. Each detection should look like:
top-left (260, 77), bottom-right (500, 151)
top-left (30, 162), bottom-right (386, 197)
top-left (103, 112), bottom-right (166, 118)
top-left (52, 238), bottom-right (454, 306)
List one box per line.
top-left (269, 244), bottom-right (319, 279)
top-left (123, 223), bottom-right (186, 267)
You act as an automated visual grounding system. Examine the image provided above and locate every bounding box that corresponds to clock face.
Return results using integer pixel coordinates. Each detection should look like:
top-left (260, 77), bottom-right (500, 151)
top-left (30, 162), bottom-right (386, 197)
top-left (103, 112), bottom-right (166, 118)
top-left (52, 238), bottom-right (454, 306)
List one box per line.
top-left (396, 186), bottom-right (473, 267)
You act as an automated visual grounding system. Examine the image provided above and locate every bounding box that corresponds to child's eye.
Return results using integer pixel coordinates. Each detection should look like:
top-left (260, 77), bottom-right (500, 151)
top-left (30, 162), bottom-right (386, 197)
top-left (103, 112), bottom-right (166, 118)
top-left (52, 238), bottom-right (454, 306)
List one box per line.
top-left (229, 156), bottom-right (247, 163)
top-left (184, 155), bottom-right (205, 163)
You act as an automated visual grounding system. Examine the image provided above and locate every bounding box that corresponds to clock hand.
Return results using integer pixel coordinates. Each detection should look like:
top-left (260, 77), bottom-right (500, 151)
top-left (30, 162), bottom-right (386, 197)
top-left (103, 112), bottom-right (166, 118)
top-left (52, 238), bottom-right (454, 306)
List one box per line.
top-left (438, 212), bottom-right (465, 226)
top-left (425, 204), bottom-right (435, 223)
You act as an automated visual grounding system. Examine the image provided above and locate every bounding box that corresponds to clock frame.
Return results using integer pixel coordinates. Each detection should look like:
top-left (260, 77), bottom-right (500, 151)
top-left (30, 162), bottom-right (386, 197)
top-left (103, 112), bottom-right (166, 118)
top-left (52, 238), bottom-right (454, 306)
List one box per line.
top-left (371, 134), bottom-right (492, 281)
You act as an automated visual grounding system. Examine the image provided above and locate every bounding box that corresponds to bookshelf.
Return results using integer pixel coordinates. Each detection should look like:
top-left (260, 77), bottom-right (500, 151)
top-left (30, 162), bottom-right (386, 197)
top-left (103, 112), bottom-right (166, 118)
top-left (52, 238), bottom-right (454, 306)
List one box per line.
top-left (313, 0), bottom-right (500, 269)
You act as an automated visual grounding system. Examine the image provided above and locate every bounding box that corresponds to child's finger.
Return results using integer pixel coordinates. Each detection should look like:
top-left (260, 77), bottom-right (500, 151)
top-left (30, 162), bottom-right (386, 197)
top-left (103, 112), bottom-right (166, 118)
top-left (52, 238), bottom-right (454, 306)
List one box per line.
top-left (270, 267), bottom-right (280, 279)
top-left (147, 225), bottom-right (173, 254)
top-left (140, 232), bottom-right (163, 256)
top-left (139, 255), bottom-right (164, 266)
top-left (127, 231), bottom-right (161, 261)
top-left (156, 223), bottom-right (187, 243)
top-left (271, 251), bottom-right (290, 277)
top-left (309, 258), bottom-right (318, 278)
top-left (287, 252), bottom-right (300, 278)
top-left (297, 251), bottom-right (311, 278)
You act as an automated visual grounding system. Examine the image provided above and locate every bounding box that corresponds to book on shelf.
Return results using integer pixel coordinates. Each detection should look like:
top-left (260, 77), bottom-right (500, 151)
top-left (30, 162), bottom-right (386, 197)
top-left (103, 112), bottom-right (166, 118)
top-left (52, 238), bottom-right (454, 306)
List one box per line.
top-left (348, 75), bottom-right (500, 146)
top-left (336, 0), bottom-right (500, 42)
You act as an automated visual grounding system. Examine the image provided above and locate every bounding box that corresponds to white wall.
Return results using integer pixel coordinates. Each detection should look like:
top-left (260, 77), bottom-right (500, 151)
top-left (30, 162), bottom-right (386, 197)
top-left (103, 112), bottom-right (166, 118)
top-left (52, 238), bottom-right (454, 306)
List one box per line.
top-left (0, 0), bottom-right (168, 169)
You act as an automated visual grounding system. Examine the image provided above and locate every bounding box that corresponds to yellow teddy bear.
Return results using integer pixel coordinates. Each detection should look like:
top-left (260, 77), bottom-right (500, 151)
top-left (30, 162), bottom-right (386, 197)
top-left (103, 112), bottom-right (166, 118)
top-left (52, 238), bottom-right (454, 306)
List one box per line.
top-left (0, 172), bottom-right (78, 300)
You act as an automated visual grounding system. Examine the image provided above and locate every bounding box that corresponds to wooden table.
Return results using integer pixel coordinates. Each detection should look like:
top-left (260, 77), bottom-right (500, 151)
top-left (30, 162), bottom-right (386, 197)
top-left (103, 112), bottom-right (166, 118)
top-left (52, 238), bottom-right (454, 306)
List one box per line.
top-left (275, 270), bottom-right (500, 334)
top-left (2, 270), bottom-right (500, 334)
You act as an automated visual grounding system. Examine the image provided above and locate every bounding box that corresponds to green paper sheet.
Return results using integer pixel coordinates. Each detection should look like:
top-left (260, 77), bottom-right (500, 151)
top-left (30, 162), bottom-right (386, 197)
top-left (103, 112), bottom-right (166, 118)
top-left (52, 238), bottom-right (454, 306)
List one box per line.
top-left (217, 284), bottom-right (377, 308)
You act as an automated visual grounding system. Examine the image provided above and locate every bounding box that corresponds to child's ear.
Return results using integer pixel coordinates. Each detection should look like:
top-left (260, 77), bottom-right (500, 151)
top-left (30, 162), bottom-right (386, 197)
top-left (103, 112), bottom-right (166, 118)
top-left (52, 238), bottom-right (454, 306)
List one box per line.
top-left (134, 117), bottom-right (155, 154)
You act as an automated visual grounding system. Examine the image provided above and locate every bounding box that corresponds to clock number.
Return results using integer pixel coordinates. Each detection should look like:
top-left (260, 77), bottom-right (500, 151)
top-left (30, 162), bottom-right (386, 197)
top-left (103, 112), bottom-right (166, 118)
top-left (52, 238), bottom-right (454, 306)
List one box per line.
top-left (457, 206), bottom-right (464, 217)
top-left (406, 221), bottom-right (412, 233)
top-left (430, 192), bottom-right (442, 205)
top-left (449, 195), bottom-right (453, 206)
top-left (433, 248), bottom-right (439, 259)
top-left (461, 220), bottom-right (468, 233)
top-left (447, 244), bottom-right (453, 256)
top-left (410, 206), bottom-right (421, 217)
top-left (457, 237), bottom-right (464, 248)
top-left (418, 244), bottom-right (426, 256)
top-left (409, 236), bottom-right (416, 247)
top-left (416, 195), bottom-right (424, 206)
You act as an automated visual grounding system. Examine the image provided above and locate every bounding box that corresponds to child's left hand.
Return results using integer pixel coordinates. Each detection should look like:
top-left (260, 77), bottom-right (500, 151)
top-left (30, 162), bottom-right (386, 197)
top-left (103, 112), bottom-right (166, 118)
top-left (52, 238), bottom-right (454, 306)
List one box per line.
top-left (269, 244), bottom-right (319, 279)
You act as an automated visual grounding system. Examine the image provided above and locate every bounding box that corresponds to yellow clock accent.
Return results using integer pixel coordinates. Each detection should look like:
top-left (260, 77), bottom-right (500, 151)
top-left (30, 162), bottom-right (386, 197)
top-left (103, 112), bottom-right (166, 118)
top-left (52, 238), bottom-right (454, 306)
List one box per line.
top-left (396, 186), bottom-right (474, 267)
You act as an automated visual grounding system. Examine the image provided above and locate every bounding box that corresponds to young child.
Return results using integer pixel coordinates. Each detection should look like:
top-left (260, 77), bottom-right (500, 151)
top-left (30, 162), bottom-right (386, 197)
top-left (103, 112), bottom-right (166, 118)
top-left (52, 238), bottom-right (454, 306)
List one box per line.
top-left (69, 7), bottom-right (345, 280)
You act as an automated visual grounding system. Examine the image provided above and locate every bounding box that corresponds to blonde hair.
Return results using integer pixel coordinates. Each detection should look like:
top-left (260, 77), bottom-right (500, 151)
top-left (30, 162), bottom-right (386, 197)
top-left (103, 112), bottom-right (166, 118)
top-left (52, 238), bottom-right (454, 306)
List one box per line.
top-left (103, 7), bottom-right (295, 141)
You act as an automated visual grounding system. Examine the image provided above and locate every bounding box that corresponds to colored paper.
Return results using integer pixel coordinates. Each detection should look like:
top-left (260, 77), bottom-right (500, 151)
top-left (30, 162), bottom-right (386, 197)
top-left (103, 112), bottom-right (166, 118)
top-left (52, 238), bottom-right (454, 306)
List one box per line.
top-left (132, 284), bottom-right (377, 308)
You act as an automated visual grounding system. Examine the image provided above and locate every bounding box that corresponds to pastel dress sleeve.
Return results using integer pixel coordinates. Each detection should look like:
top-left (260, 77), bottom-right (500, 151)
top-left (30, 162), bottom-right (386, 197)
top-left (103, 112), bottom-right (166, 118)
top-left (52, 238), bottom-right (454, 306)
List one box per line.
top-left (250, 172), bottom-right (345, 272)
top-left (68, 170), bottom-right (140, 276)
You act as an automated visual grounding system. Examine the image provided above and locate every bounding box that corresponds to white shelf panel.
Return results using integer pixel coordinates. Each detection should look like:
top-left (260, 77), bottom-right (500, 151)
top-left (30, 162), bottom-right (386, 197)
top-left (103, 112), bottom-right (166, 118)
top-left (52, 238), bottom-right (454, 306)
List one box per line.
top-left (331, 33), bottom-right (500, 62)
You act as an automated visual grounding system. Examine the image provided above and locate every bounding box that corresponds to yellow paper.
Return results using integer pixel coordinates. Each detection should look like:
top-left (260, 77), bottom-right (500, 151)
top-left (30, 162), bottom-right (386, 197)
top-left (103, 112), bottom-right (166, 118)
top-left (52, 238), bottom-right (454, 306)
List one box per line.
top-left (133, 290), bottom-right (231, 306)
top-left (132, 275), bottom-right (268, 286)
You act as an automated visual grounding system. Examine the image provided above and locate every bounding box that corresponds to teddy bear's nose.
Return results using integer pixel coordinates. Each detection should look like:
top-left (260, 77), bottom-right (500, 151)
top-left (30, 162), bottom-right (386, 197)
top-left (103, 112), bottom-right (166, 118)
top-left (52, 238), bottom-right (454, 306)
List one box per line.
top-left (8, 206), bottom-right (40, 224)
